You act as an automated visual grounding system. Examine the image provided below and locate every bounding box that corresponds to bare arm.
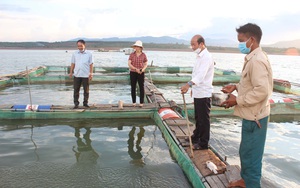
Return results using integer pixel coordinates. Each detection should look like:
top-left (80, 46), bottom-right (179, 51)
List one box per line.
top-left (69, 63), bottom-right (75, 78)
top-left (89, 63), bottom-right (93, 80)
top-left (142, 61), bottom-right (148, 72)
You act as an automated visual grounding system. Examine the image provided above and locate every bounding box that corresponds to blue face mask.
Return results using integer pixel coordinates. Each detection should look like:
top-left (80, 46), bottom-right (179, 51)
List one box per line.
top-left (238, 38), bottom-right (252, 54)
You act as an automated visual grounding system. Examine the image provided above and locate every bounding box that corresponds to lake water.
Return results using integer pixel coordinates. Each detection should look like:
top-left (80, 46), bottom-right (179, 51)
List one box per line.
top-left (0, 119), bottom-right (191, 188)
top-left (0, 50), bottom-right (300, 187)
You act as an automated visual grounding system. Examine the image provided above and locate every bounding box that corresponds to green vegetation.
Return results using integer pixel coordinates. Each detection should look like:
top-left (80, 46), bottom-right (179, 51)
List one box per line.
top-left (0, 41), bottom-right (299, 55)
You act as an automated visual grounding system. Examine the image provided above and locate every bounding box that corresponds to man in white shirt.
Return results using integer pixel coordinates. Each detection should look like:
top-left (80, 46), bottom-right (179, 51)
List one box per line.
top-left (181, 35), bottom-right (214, 150)
top-left (69, 40), bottom-right (93, 109)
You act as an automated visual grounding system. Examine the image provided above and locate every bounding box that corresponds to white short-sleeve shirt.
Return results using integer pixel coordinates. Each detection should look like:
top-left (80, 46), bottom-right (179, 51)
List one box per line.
top-left (71, 50), bottom-right (93, 78)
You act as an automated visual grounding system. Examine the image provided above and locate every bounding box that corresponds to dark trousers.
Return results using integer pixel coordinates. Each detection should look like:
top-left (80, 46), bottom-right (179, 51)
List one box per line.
top-left (130, 71), bottom-right (145, 104)
top-left (193, 97), bottom-right (211, 148)
top-left (73, 77), bottom-right (89, 106)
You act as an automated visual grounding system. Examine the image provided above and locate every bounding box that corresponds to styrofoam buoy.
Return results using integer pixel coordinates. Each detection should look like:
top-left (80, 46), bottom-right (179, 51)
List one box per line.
top-left (269, 98), bottom-right (293, 104)
top-left (158, 107), bottom-right (180, 120)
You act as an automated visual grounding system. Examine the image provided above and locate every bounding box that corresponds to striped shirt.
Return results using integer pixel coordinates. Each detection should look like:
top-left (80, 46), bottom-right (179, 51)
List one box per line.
top-left (128, 51), bottom-right (148, 71)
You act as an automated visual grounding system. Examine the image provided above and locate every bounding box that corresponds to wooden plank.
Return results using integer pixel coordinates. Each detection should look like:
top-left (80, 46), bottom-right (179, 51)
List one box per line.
top-left (211, 175), bottom-right (226, 188)
top-left (168, 125), bottom-right (186, 137)
top-left (145, 91), bottom-right (163, 95)
top-left (184, 148), bottom-right (227, 177)
top-left (178, 138), bottom-right (190, 147)
top-left (165, 119), bottom-right (193, 126)
top-left (179, 125), bottom-right (195, 135)
top-left (206, 176), bottom-right (220, 188)
top-left (217, 174), bottom-right (229, 187)
top-left (225, 165), bottom-right (241, 183)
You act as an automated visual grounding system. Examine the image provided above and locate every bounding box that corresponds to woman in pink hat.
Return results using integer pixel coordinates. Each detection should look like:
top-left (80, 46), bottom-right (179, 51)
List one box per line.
top-left (128, 40), bottom-right (148, 107)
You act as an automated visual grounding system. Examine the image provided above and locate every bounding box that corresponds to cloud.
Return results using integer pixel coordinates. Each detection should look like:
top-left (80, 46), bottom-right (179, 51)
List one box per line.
top-left (86, 8), bottom-right (119, 15)
top-left (179, 12), bottom-right (300, 44)
top-left (260, 12), bottom-right (300, 43)
top-left (1, 0), bottom-right (300, 43)
top-left (0, 3), bottom-right (29, 12)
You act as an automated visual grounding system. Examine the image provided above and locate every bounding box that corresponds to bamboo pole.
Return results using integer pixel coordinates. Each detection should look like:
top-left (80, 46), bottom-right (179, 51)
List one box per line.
top-left (182, 93), bottom-right (194, 158)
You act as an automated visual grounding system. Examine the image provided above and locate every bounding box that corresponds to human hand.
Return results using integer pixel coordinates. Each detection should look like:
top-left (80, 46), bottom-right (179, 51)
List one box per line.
top-left (181, 83), bottom-right (189, 94)
top-left (69, 73), bottom-right (73, 79)
top-left (220, 94), bottom-right (237, 108)
top-left (221, 85), bottom-right (236, 94)
top-left (89, 73), bottom-right (93, 81)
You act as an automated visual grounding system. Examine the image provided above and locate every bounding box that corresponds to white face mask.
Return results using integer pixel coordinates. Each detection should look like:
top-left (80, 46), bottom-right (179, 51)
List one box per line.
top-left (194, 48), bottom-right (201, 54)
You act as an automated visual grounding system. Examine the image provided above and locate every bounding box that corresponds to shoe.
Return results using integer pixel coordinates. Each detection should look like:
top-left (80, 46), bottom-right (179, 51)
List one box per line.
top-left (83, 104), bottom-right (90, 108)
top-left (192, 143), bottom-right (208, 150)
top-left (228, 179), bottom-right (246, 188)
top-left (73, 105), bottom-right (79, 109)
top-left (133, 103), bottom-right (136, 107)
top-left (139, 104), bottom-right (143, 108)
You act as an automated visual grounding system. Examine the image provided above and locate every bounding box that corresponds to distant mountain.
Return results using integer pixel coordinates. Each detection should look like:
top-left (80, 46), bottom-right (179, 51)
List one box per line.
top-left (70, 36), bottom-right (238, 47)
top-left (70, 36), bottom-right (300, 49)
top-left (70, 36), bottom-right (188, 44)
top-left (265, 39), bottom-right (300, 48)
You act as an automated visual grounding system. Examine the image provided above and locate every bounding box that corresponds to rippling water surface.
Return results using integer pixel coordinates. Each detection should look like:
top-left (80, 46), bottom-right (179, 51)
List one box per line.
top-left (0, 119), bottom-right (191, 188)
top-left (0, 50), bottom-right (300, 187)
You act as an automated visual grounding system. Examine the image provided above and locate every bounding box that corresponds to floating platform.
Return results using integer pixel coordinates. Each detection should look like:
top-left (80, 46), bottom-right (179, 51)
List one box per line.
top-left (0, 66), bottom-right (241, 86)
top-left (45, 65), bottom-right (236, 75)
top-left (1, 100), bottom-right (300, 120)
top-left (0, 73), bottom-right (287, 187)
top-left (2, 66), bottom-right (300, 96)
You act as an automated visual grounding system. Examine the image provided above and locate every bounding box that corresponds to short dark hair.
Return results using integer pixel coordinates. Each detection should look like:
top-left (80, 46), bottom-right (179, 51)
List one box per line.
top-left (197, 36), bottom-right (205, 45)
top-left (236, 23), bottom-right (262, 44)
top-left (77, 39), bottom-right (86, 45)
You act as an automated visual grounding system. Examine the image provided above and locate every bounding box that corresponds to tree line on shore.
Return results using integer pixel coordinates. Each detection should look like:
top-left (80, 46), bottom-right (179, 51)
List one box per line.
top-left (0, 41), bottom-right (299, 55)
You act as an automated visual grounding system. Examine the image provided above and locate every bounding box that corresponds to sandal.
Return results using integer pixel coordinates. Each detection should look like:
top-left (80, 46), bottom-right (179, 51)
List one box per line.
top-left (133, 103), bottom-right (136, 107)
top-left (139, 104), bottom-right (143, 108)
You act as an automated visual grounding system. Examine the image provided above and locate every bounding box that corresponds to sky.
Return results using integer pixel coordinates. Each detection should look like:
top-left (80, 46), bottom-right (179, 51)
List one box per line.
top-left (1, 0), bottom-right (300, 44)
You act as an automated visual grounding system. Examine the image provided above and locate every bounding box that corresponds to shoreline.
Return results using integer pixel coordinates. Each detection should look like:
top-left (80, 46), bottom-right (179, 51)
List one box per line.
top-left (0, 47), bottom-right (297, 56)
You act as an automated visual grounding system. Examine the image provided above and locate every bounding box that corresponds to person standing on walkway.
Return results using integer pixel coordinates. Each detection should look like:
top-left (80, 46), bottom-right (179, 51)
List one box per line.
top-left (180, 35), bottom-right (214, 150)
top-left (221, 23), bottom-right (273, 188)
top-left (69, 39), bottom-right (93, 109)
top-left (128, 40), bottom-right (148, 108)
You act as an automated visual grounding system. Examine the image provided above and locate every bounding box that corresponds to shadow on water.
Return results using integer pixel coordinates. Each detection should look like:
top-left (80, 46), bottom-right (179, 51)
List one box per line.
top-left (127, 126), bottom-right (145, 167)
top-left (73, 127), bottom-right (99, 164)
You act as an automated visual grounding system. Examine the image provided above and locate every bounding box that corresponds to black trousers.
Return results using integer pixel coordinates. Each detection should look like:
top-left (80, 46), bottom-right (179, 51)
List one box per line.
top-left (73, 77), bottom-right (89, 106)
top-left (193, 97), bottom-right (211, 148)
top-left (130, 71), bottom-right (145, 104)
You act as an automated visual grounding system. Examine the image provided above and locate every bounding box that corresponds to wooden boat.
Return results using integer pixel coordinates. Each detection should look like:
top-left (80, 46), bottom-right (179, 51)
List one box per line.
top-left (273, 79), bottom-right (300, 95)
top-left (0, 76), bottom-right (11, 87)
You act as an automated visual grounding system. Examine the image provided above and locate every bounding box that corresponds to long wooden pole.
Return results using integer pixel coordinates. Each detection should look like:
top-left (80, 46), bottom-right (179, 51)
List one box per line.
top-left (26, 66), bottom-right (33, 111)
top-left (149, 70), bottom-right (158, 108)
top-left (182, 93), bottom-right (194, 158)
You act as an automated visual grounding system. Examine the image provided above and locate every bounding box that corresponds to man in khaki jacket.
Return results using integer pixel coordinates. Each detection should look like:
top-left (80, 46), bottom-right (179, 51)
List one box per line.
top-left (221, 23), bottom-right (273, 188)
